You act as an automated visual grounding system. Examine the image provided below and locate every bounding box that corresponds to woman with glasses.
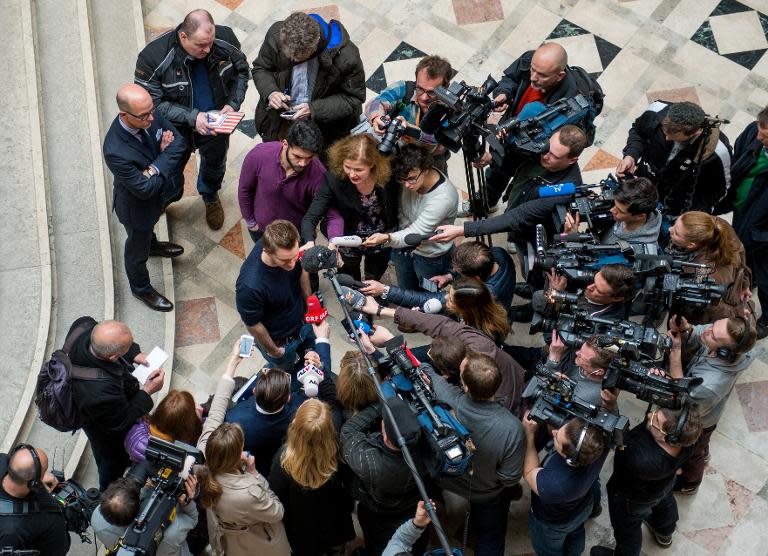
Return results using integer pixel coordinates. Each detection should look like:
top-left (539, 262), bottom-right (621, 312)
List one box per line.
top-left (300, 134), bottom-right (399, 281)
top-left (361, 145), bottom-right (458, 291)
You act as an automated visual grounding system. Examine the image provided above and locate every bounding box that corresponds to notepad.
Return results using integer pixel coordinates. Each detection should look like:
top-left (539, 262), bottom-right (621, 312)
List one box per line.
top-left (133, 346), bottom-right (168, 385)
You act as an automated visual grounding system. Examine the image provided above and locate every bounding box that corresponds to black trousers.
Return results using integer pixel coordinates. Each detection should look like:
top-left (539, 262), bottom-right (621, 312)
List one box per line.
top-left (340, 249), bottom-right (391, 282)
top-left (357, 503), bottom-right (428, 556)
top-left (607, 484), bottom-right (678, 556)
top-left (124, 226), bottom-right (158, 294)
top-left (746, 244), bottom-right (768, 321)
top-left (83, 425), bottom-right (131, 491)
top-left (180, 132), bottom-right (230, 202)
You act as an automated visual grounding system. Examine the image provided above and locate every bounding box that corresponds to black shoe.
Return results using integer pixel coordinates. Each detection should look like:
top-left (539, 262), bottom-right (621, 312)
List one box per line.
top-left (514, 282), bottom-right (533, 299)
top-left (673, 476), bottom-right (699, 495)
top-left (512, 302), bottom-right (533, 323)
top-left (133, 288), bottom-right (174, 312)
top-left (644, 521), bottom-right (673, 547)
top-left (757, 319), bottom-right (768, 340)
top-left (149, 241), bottom-right (184, 258)
top-left (590, 547), bottom-right (614, 556)
top-left (589, 502), bottom-right (603, 519)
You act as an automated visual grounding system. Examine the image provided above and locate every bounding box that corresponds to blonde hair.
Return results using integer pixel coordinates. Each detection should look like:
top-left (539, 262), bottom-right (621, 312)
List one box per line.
top-left (197, 423), bottom-right (244, 508)
top-left (678, 212), bottom-right (740, 267)
top-left (337, 351), bottom-right (379, 413)
top-left (280, 399), bottom-right (338, 489)
top-left (327, 135), bottom-right (391, 185)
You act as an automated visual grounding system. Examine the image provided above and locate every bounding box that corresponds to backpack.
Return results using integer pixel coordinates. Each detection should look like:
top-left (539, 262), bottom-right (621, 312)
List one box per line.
top-left (569, 66), bottom-right (604, 116)
top-left (34, 321), bottom-right (106, 433)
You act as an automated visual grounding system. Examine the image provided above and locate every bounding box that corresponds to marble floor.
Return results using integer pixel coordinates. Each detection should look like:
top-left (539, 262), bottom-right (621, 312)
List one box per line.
top-left (141, 0), bottom-right (768, 554)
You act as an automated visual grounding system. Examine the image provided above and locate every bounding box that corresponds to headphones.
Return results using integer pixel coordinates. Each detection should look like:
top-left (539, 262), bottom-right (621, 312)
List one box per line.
top-left (715, 316), bottom-right (751, 362)
top-left (565, 423), bottom-right (589, 467)
top-left (664, 404), bottom-right (689, 445)
top-left (8, 444), bottom-right (42, 490)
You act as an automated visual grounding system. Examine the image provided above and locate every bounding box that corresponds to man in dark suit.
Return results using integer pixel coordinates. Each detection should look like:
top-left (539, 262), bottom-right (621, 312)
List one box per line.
top-left (103, 83), bottom-right (186, 311)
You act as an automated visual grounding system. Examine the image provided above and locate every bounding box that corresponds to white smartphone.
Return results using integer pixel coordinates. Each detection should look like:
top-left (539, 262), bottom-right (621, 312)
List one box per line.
top-left (239, 334), bottom-right (255, 358)
top-left (280, 110), bottom-right (297, 120)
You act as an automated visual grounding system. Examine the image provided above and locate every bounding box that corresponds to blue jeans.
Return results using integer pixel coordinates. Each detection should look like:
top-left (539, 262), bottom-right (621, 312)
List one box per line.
top-left (392, 247), bottom-right (454, 292)
top-left (528, 495), bottom-right (594, 556)
top-left (470, 487), bottom-right (516, 556)
top-left (256, 323), bottom-right (315, 374)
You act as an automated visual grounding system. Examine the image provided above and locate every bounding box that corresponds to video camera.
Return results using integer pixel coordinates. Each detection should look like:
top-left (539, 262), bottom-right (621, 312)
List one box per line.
top-left (530, 288), bottom-right (672, 360)
top-left (522, 362), bottom-right (629, 446)
top-left (421, 77), bottom-right (499, 153)
top-left (379, 336), bottom-right (474, 478)
top-left (49, 474), bottom-right (100, 543)
top-left (115, 438), bottom-right (203, 556)
top-left (602, 353), bottom-right (703, 409)
top-left (496, 94), bottom-right (596, 157)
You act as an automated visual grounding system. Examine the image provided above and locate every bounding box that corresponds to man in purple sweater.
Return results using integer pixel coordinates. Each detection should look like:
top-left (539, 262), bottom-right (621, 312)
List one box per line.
top-left (238, 119), bottom-right (342, 243)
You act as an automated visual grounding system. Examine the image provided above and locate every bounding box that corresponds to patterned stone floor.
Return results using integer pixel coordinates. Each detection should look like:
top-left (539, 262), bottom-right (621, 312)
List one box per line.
top-left (142, 0), bottom-right (768, 554)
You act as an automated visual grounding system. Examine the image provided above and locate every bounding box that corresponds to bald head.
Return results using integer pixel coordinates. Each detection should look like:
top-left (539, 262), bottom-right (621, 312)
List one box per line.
top-left (7, 446), bottom-right (47, 488)
top-left (116, 83), bottom-right (151, 114)
top-left (530, 43), bottom-right (568, 94)
top-left (180, 9), bottom-right (214, 35)
top-left (179, 10), bottom-right (215, 59)
top-left (91, 320), bottom-right (133, 360)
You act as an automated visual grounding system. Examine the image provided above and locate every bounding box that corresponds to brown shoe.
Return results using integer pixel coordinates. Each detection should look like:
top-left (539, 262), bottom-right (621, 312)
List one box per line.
top-left (205, 198), bottom-right (224, 230)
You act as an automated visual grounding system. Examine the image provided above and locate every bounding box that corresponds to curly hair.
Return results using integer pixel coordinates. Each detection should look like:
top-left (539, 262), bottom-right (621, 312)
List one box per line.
top-left (279, 12), bottom-right (322, 61)
top-left (663, 102), bottom-right (706, 135)
top-left (392, 144), bottom-right (435, 181)
top-left (327, 134), bottom-right (392, 186)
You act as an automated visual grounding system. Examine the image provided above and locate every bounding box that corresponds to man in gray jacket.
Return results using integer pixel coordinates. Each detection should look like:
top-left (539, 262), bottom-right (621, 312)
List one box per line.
top-left (426, 351), bottom-right (524, 556)
top-left (667, 315), bottom-right (756, 494)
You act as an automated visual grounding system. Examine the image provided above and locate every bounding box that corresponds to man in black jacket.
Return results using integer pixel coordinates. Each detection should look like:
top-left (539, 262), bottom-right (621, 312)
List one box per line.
top-left (135, 9), bottom-right (249, 230)
top-left (728, 107), bottom-right (768, 339)
top-left (252, 11), bottom-right (365, 149)
top-left (0, 445), bottom-right (69, 555)
top-left (104, 83), bottom-right (186, 312)
top-left (616, 101), bottom-right (732, 218)
top-left (68, 317), bottom-right (165, 490)
top-left (341, 397), bottom-right (428, 556)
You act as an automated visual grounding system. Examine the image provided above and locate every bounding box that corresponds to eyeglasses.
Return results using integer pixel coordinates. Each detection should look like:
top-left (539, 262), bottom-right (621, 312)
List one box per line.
top-left (125, 107), bottom-right (155, 121)
top-left (398, 169), bottom-right (424, 185)
top-left (648, 408), bottom-right (666, 435)
top-left (414, 86), bottom-right (438, 99)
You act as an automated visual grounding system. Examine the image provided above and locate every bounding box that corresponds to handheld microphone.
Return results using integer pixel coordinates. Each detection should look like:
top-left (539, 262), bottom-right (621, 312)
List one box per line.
top-left (300, 246), bottom-right (338, 273)
top-left (336, 274), bottom-right (367, 289)
top-left (404, 231), bottom-right (440, 247)
top-left (534, 182), bottom-right (590, 198)
top-left (330, 235), bottom-right (363, 248)
top-left (422, 298), bottom-right (443, 314)
top-left (297, 362), bottom-right (324, 397)
top-left (340, 286), bottom-right (367, 310)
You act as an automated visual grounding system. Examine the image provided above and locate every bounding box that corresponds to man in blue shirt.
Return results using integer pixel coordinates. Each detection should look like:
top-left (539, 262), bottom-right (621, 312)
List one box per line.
top-left (523, 415), bottom-right (608, 555)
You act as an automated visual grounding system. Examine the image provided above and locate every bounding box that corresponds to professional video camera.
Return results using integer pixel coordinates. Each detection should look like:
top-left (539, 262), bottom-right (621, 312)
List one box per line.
top-left (377, 116), bottom-right (406, 155)
top-left (530, 288), bottom-right (672, 360)
top-left (496, 94), bottom-right (596, 157)
top-left (520, 224), bottom-right (657, 284)
top-left (421, 76), bottom-right (498, 153)
top-left (49, 474), bottom-right (100, 543)
top-left (114, 438), bottom-right (203, 556)
top-left (522, 362), bottom-right (629, 446)
top-left (379, 336), bottom-right (474, 478)
top-left (602, 353), bottom-right (703, 409)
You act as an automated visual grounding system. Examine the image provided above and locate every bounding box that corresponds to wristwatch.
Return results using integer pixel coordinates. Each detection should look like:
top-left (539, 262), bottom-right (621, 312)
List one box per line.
top-left (381, 286), bottom-right (390, 300)
top-left (376, 304), bottom-right (383, 316)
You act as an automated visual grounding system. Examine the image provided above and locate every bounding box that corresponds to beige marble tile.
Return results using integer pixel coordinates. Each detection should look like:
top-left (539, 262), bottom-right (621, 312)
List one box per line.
top-left (499, 4), bottom-right (561, 59)
top-left (673, 41), bottom-right (749, 92)
top-left (595, 48), bottom-right (651, 104)
top-left (663, 0), bottom-right (720, 39)
top-left (716, 496), bottom-right (768, 555)
top-left (547, 34), bottom-right (604, 74)
top-left (709, 10), bottom-right (768, 55)
top-left (567, 0), bottom-right (638, 47)
top-left (356, 27), bottom-right (403, 70)
top-left (708, 431), bottom-right (768, 493)
top-left (198, 244), bottom-right (245, 291)
top-left (405, 22), bottom-right (476, 69)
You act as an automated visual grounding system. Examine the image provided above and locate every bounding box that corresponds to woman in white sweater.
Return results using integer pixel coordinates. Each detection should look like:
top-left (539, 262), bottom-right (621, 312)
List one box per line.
top-left (362, 145), bottom-right (458, 291)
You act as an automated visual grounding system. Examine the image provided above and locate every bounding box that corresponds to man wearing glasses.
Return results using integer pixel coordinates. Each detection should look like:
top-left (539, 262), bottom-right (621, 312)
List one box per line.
top-left (590, 405), bottom-right (703, 555)
top-left (364, 55), bottom-right (454, 160)
top-left (103, 84), bottom-right (185, 311)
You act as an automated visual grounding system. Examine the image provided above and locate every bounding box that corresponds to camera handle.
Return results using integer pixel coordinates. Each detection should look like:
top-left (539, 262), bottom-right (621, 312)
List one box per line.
top-left (322, 267), bottom-right (456, 555)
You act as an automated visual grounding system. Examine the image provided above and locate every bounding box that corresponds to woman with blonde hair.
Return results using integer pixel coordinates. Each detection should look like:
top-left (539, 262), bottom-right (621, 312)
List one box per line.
top-left (301, 134), bottom-right (399, 281)
top-left (195, 340), bottom-right (290, 556)
top-left (668, 211), bottom-right (753, 324)
top-left (336, 350), bottom-right (379, 415)
top-left (268, 399), bottom-right (355, 555)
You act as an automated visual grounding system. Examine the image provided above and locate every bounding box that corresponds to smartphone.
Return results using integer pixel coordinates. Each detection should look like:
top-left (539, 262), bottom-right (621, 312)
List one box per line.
top-left (239, 334), bottom-right (255, 358)
top-left (280, 110), bottom-right (297, 120)
top-left (421, 277), bottom-right (439, 293)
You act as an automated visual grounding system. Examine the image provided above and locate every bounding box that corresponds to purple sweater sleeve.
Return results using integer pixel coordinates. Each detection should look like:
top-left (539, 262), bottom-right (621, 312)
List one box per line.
top-left (238, 149), bottom-right (259, 228)
top-left (325, 207), bottom-right (345, 241)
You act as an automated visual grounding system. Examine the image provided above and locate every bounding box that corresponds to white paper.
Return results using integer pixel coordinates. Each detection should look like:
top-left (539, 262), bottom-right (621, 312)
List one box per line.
top-left (133, 346), bottom-right (168, 385)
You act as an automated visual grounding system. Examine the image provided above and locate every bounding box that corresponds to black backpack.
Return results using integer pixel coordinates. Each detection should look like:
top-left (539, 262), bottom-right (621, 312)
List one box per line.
top-left (34, 321), bottom-right (106, 433)
top-left (569, 66), bottom-right (604, 116)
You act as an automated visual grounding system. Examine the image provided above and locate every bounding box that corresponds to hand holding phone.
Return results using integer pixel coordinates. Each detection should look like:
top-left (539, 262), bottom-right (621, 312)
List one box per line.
top-left (239, 334), bottom-right (255, 358)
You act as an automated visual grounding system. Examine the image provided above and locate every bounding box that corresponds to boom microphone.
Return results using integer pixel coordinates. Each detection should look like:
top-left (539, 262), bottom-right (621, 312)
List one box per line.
top-left (553, 232), bottom-right (597, 243)
top-left (336, 274), bottom-right (366, 289)
top-left (533, 182), bottom-right (591, 198)
top-left (404, 232), bottom-right (437, 247)
top-left (330, 235), bottom-right (364, 248)
top-left (300, 246), bottom-right (338, 272)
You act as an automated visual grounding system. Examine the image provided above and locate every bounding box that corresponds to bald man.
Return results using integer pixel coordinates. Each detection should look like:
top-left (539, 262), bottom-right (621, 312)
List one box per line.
top-left (104, 83), bottom-right (186, 312)
top-left (0, 445), bottom-right (70, 554)
top-left (135, 9), bottom-right (249, 230)
top-left (66, 316), bottom-right (165, 490)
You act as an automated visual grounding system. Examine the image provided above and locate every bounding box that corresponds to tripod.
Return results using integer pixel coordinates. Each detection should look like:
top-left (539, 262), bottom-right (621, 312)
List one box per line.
top-left (461, 132), bottom-right (494, 246)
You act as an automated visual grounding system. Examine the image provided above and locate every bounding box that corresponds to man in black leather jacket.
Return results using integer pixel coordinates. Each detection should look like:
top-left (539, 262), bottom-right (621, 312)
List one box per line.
top-left (135, 9), bottom-right (249, 230)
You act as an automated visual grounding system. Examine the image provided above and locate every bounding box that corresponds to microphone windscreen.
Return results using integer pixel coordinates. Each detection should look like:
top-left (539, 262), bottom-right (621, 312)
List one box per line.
top-left (340, 286), bottom-right (366, 310)
top-left (336, 274), bottom-right (366, 289)
top-left (531, 290), bottom-right (549, 313)
top-left (535, 182), bottom-right (577, 199)
top-left (330, 235), bottom-right (363, 248)
top-left (422, 298), bottom-right (443, 313)
top-left (300, 246), bottom-right (337, 273)
top-left (404, 233), bottom-right (426, 247)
